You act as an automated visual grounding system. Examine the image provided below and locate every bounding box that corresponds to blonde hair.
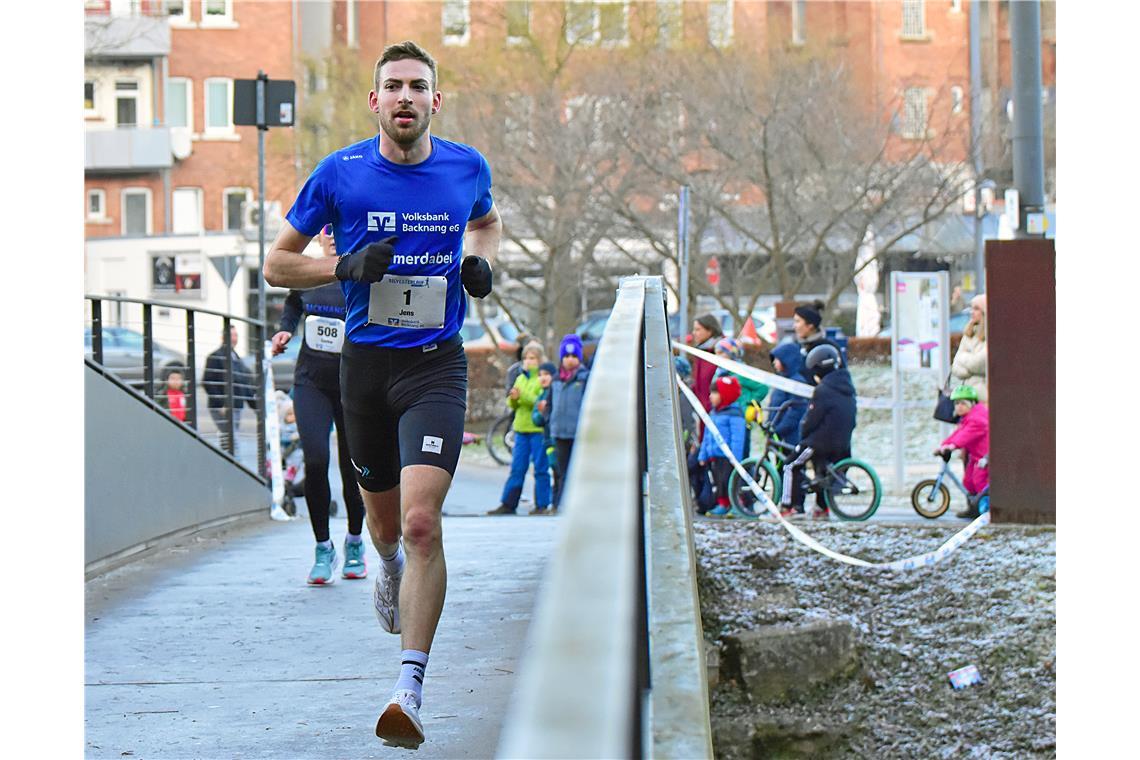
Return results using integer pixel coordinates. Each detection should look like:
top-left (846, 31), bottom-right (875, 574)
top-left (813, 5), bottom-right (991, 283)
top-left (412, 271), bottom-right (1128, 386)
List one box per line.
top-left (522, 341), bottom-right (545, 361)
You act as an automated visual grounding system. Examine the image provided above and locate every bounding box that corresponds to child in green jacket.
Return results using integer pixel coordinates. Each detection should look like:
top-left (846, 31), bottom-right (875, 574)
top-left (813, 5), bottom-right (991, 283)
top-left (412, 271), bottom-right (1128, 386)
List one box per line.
top-left (488, 343), bottom-right (552, 515)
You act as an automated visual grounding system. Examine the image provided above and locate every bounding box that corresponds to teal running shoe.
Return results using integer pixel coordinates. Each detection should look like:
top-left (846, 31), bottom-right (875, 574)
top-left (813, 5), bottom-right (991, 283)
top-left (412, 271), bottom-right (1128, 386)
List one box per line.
top-left (342, 539), bottom-right (368, 579)
top-left (307, 543), bottom-right (338, 585)
top-left (708, 505), bottom-right (730, 517)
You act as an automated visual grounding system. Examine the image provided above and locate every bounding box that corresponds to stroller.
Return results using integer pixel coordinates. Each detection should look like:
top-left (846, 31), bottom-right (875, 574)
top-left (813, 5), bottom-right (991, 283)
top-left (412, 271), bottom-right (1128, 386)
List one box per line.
top-left (276, 391), bottom-right (338, 518)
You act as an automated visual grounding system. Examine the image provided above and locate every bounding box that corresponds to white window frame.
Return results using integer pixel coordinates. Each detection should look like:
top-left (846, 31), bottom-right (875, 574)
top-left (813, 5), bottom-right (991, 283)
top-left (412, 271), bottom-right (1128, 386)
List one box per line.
top-left (656, 0), bottom-right (682, 49)
top-left (598, 0), bottom-right (629, 48)
top-left (202, 0), bottom-right (235, 26)
top-left (565, 1), bottom-right (599, 46)
top-left (901, 0), bottom-right (926, 39)
top-left (222, 187), bottom-right (253, 232)
top-left (346, 0), bottom-right (358, 47)
top-left (203, 77), bottom-right (235, 137)
top-left (87, 189), bottom-right (107, 222)
top-left (166, 77), bottom-right (193, 131)
top-left (707, 0), bottom-right (733, 48)
top-left (792, 0), bottom-right (806, 46)
top-left (506, 0), bottom-right (531, 45)
top-left (442, 0), bottom-right (471, 46)
top-left (172, 187), bottom-right (204, 234)
top-left (902, 87), bottom-right (928, 139)
top-left (951, 85), bottom-right (964, 115)
top-left (950, 0), bottom-right (962, 13)
top-left (85, 79), bottom-right (98, 116)
top-left (115, 78), bottom-right (140, 128)
top-left (121, 187), bottom-right (153, 236)
top-left (164, 0), bottom-right (193, 26)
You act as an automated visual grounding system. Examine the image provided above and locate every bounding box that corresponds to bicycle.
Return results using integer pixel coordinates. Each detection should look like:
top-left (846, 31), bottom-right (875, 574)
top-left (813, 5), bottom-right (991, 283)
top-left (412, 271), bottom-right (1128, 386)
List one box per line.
top-left (485, 411), bottom-right (515, 466)
top-left (728, 403), bottom-right (882, 521)
top-left (910, 450), bottom-right (990, 519)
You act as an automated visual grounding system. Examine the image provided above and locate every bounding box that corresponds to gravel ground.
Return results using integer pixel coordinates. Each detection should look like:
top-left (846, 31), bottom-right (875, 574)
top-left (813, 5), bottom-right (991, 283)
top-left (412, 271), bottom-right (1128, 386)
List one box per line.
top-left (694, 519), bottom-right (1056, 758)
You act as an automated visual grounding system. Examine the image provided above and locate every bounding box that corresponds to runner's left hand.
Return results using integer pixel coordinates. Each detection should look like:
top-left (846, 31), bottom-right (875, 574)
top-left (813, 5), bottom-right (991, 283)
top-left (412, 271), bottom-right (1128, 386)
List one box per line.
top-left (461, 255), bottom-right (493, 298)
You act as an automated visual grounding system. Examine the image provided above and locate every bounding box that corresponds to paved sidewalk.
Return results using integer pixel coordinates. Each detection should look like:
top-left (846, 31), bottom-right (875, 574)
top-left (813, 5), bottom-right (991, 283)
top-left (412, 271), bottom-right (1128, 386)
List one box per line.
top-left (85, 459), bottom-right (560, 759)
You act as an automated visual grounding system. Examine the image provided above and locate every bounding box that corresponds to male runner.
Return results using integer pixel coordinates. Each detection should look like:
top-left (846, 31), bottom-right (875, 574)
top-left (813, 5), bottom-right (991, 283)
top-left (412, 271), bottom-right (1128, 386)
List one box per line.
top-left (263, 40), bottom-right (499, 748)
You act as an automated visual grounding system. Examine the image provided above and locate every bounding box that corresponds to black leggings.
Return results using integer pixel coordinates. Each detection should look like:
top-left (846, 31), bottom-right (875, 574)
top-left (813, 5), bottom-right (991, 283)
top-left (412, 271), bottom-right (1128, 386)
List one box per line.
top-left (293, 382), bottom-right (365, 543)
top-left (554, 438), bottom-right (574, 508)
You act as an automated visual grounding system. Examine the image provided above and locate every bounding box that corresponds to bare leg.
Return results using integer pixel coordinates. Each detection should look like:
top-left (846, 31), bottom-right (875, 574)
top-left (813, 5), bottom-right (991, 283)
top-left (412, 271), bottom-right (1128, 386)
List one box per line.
top-left (363, 485), bottom-right (401, 552)
top-left (394, 464), bottom-right (451, 653)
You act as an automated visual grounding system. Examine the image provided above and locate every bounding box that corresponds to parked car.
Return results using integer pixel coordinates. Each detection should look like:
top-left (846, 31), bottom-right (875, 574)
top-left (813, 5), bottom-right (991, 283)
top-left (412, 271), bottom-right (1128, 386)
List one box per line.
top-left (271, 333), bottom-right (302, 393)
top-left (460, 314), bottom-right (527, 351)
top-left (84, 326), bottom-right (187, 390)
top-left (878, 308), bottom-right (971, 338)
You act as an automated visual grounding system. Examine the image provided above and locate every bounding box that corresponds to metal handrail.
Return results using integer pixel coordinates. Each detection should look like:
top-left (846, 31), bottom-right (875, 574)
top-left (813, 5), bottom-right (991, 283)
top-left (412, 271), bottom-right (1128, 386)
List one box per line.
top-left (498, 276), bottom-right (713, 759)
top-left (84, 294), bottom-right (268, 481)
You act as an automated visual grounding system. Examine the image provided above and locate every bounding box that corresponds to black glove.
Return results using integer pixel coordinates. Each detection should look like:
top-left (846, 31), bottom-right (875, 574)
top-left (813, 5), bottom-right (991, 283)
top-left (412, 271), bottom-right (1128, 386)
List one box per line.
top-left (460, 255), bottom-right (493, 298)
top-left (334, 236), bottom-right (398, 283)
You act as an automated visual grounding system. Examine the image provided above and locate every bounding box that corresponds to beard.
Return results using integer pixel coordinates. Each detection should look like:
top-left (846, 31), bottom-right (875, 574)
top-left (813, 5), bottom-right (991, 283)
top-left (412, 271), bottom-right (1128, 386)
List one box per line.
top-left (379, 109), bottom-right (431, 147)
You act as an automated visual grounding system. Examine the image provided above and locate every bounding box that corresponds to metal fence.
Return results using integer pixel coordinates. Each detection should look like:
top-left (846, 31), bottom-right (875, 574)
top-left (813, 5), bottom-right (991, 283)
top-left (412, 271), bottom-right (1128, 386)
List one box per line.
top-left (497, 276), bottom-right (714, 759)
top-left (84, 294), bottom-right (268, 481)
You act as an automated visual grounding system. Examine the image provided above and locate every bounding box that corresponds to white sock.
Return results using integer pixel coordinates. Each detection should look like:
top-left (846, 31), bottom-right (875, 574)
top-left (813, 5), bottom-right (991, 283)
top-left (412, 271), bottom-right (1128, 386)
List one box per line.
top-left (379, 541), bottom-right (405, 576)
top-left (317, 539), bottom-right (333, 550)
top-left (395, 649), bottom-right (428, 707)
top-left (345, 533), bottom-right (363, 545)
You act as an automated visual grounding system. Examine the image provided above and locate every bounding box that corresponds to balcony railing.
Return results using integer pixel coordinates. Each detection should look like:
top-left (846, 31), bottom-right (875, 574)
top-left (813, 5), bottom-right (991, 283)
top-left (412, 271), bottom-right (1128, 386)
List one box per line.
top-left (85, 126), bottom-right (173, 173)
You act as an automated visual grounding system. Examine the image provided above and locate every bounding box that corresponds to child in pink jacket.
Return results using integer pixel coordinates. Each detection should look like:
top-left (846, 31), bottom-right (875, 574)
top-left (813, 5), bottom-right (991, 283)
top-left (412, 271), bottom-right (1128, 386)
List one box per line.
top-left (935, 385), bottom-right (990, 517)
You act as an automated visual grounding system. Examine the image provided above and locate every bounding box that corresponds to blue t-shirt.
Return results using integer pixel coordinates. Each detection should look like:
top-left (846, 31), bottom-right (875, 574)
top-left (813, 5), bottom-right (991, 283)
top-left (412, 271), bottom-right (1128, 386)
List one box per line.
top-left (286, 134), bottom-right (494, 349)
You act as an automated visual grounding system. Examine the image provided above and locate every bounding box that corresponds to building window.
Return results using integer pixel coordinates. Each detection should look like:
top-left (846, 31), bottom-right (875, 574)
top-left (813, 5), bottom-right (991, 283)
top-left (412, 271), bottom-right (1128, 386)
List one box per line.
top-left (902, 0), bottom-right (925, 38)
top-left (204, 78), bottom-right (234, 134)
top-left (656, 0), bottom-right (682, 48)
top-left (122, 188), bottom-right (152, 236)
top-left (903, 87), bottom-right (927, 139)
top-left (506, 1), bottom-right (530, 43)
top-left (565, 1), bottom-right (597, 45)
top-left (115, 79), bottom-right (138, 127)
top-left (792, 0), bottom-right (806, 45)
top-left (708, 0), bottom-right (733, 48)
top-left (203, 0), bottom-right (233, 25)
top-left (346, 0), bottom-right (358, 47)
top-left (87, 189), bottom-right (107, 221)
top-left (950, 0), bottom-right (962, 12)
top-left (951, 85), bottom-right (964, 114)
top-left (166, 77), bottom-right (192, 129)
top-left (224, 188), bottom-right (252, 232)
top-left (85, 80), bottom-right (97, 113)
top-left (442, 0), bottom-right (470, 46)
top-left (172, 187), bottom-right (203, 234)
top-left (599, 1), bottom-right (629, 47)
top-left (164, 0), bottom-right (186, 20)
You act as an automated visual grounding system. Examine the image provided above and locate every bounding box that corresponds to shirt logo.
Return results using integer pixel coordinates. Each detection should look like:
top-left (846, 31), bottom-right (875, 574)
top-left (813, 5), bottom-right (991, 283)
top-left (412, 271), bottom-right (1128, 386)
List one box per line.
top-left (367, 211), bottom-right (396, 232)
top-left (422, 436), bottom-right (443, 455)
top-left (342, 154), bottom-right (363, 161)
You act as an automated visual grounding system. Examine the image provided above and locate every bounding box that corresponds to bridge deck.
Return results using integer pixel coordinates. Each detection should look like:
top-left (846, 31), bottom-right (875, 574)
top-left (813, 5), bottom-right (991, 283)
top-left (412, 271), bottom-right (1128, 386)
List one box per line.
top-left (85, 460), bottom-right (558, 759)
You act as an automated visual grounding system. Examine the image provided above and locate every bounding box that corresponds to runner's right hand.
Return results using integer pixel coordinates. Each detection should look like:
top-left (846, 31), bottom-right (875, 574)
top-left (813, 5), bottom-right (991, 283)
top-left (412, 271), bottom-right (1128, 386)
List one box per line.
top-left (335, 236), bottom-right (398, 283)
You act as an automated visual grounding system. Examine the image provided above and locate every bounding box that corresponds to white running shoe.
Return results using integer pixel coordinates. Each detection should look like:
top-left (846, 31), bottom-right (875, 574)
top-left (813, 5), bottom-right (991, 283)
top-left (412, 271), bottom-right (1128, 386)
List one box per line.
top-left (374, 568), bottom-right (402, 634)
top-left (375, 689), bottom-right (424, 748)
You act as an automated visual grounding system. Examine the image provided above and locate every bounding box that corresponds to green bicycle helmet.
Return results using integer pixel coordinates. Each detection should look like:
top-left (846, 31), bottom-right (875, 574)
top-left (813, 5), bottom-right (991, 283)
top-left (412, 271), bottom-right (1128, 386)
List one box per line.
top-left (950, 385), bottom-right (979, 402)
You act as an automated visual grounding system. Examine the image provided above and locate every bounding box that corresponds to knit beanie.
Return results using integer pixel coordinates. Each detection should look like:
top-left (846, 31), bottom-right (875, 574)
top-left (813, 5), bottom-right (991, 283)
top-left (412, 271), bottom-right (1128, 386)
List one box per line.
top-left (559, 334), bottom-right (584, 360)
top-left (794, 301), bottom-right (823, 329)
top-left (538, 361), bottom-right (557, 375)
top-left (715, 337), bottom-right (743, 360)
top-left (714, 375), bottom-right (742, 407)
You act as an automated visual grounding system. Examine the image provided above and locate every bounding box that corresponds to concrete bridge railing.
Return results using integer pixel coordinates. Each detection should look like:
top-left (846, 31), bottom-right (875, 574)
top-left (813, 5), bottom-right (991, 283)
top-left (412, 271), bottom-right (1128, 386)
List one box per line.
top-left (498, 276), bottom-right (714, 759)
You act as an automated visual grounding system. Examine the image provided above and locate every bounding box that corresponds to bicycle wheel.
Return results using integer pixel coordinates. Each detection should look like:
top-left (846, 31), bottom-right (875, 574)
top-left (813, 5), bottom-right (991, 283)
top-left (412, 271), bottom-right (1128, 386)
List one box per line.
top-left (486, 413), bottom-right (514, 466)
top-left (823, 458), bottom-right (882, 521)
top-left (728, 457), bottom-right (781, 516)
top-left (910, 479), bottom-right (950, 519)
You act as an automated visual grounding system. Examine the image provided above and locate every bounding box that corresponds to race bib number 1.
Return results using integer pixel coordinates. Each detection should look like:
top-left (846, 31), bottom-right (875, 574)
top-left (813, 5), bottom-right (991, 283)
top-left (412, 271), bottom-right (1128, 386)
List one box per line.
top-left (367, 275), bottom-right (448, 329)
top-left (304, 315), bottom-right (345, 353)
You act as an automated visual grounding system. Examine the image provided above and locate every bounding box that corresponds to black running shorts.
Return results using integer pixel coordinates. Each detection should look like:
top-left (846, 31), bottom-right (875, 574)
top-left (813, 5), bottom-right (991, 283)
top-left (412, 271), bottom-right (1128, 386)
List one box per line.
top-left (340, 335), bottom-right (468, 492)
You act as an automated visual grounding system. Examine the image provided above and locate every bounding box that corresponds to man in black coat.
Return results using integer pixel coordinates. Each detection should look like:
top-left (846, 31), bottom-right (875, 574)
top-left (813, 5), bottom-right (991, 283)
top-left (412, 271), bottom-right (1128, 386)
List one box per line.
top-left (203, 324), bottom-right (257, 449)
top-left (780, 344), bottom-right (857, 518)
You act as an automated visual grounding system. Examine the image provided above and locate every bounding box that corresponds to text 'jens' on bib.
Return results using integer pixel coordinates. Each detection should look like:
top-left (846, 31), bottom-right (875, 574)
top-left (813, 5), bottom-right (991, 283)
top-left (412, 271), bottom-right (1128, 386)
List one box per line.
top-left (367, 275), bottom-right (448, 329)
top-left (304, 315), bottom-right (345, 353)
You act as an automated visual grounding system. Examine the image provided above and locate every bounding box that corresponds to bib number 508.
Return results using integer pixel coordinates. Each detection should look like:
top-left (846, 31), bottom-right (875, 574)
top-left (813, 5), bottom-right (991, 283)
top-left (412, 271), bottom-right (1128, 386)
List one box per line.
top-left (317, 325), bottom-right (339, 337)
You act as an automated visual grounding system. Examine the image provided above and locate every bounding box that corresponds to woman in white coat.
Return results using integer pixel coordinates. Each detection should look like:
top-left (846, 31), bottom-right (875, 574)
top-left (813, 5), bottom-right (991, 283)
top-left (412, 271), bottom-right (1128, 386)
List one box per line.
top-left (950, 294), bottom-right (988, 403)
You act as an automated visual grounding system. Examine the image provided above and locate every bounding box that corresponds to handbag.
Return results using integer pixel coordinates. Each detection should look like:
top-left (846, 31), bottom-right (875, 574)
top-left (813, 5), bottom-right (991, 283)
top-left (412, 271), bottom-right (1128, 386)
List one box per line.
top-left (933, 375), bottom-right (957, 423)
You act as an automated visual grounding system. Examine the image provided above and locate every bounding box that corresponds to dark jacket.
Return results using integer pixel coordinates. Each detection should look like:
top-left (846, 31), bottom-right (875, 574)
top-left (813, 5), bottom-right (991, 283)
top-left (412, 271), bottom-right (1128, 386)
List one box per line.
top-left (204, 344), bottom-right (257, 410)
top-left (799, 367), bottom-right (856, 460)
top-left (278, 283), bottom-right (347, 391)
top-left (697, 403), bottom-right (746, 462)
top-left (797, 331), bottom-right (845, 386)
top-left (550, 367), bottom-right (590, 440)
top-left (769, 341), bottom-right (808, 446)
top-left (532, 385), bottom-right (554, 450)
